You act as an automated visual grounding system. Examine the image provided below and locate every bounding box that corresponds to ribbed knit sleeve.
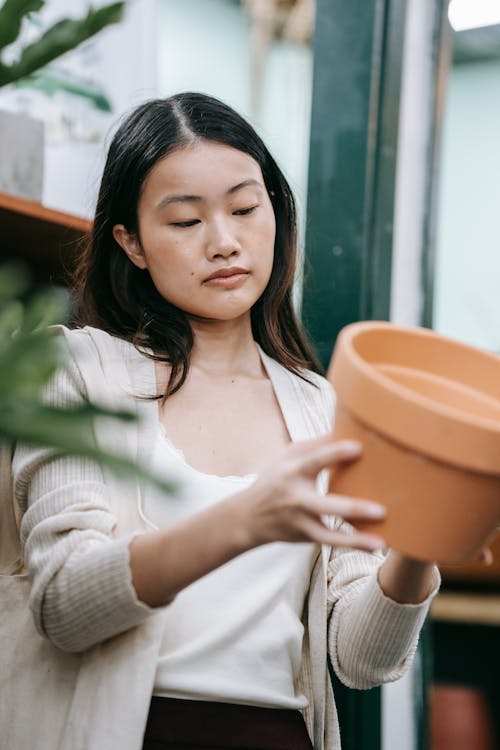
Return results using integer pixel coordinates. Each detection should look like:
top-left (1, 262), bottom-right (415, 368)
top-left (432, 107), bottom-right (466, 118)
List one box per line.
top-left (326, 539), bottom-right (440, 689)
top-left (12, 359), bottom-right (154, 654)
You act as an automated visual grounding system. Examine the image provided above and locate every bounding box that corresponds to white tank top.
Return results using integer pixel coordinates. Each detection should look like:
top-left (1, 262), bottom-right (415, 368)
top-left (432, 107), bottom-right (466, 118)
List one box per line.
top-left (143, 423), bottom-right (317, 709)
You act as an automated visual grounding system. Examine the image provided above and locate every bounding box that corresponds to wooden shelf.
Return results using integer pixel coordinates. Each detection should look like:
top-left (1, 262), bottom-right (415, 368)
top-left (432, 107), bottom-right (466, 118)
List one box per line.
top-left (0, 192), bottom-right (92, 285)
top-left (431, 591), bottom-right (500, 626)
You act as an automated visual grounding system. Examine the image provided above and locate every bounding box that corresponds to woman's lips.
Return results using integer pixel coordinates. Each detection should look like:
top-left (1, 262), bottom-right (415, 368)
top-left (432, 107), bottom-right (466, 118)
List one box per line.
top-left (203, 272), bottom-right (249, 288)
top-left (203, 268), bottom-right (250, 288)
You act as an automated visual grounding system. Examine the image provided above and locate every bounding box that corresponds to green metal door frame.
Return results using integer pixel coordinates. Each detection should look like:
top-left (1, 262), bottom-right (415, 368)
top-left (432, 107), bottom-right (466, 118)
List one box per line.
top-left (303, 0), bottom-right (408, 370)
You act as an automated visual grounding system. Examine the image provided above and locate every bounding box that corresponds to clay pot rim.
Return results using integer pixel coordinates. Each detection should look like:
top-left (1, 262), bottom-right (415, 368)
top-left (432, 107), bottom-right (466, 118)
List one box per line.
top-left (329, 321), bottom-right (500, 474)
top-left (346, 321), bottom-right (500, 432)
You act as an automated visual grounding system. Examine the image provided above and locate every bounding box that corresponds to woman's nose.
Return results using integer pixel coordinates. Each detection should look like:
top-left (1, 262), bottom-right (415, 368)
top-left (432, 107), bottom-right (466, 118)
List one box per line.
top-left (206, 218), bottom-right (241, 259)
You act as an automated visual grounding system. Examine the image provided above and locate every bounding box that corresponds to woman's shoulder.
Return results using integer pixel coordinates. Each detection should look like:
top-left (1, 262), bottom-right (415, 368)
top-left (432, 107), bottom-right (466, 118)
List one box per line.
top-left (295, 368), bottom-right (336, 423)
top-left (55, 324), bottom-right (131, 348)
top-left (299, 367), bottom-right (334, 397)
top-left (283, 364), bottom-right (335, 435)
top-left (52, 325), bottom-right (146, 396)
top-left (257, 345), bottom-right (335, 430)
top-left (54, 325), bottom-right (139, 365)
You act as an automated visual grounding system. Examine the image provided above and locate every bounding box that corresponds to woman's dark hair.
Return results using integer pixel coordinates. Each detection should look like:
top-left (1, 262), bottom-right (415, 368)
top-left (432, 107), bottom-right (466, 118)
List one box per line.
top-left (73, 92), bottom-right (323, 396)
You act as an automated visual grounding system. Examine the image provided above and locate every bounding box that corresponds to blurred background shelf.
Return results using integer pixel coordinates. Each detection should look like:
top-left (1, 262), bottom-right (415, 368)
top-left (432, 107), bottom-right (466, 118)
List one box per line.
top-left (0, 192), bottom-right (91, 285)
top-left (431, 590), bottom-right (500, 626)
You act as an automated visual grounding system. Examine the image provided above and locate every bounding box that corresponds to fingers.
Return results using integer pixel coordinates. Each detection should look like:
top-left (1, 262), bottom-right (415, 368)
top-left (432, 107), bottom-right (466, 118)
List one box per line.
top-left (304, 492), bottom-right (386, 524)
top-left (293, 491), bottom-right (386, 550)
top-left (329, 494), bottom-right (386, 522)
top-left (299, 514), bottom-right (385, 552)
top-left (476, 547), bottom-right (493, 566)
top-left (292, 436), bottom-right (362, 478)
top-left (249, 435), bottom-right (387, 552)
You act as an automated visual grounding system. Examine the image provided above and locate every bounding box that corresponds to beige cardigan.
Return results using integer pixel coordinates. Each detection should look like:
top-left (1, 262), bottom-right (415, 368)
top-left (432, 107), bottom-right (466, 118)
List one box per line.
top-left (11, 326), bottom-right (438, 750)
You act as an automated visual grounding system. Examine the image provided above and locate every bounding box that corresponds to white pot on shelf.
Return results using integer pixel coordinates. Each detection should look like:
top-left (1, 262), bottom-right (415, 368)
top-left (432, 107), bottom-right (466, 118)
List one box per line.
top-left (0, 109), bottom-right (44, 201)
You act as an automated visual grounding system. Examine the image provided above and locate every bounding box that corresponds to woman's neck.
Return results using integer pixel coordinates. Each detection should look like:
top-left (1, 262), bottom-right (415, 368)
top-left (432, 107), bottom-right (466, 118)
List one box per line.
top-left (188, 315), bottom-right (263, 378)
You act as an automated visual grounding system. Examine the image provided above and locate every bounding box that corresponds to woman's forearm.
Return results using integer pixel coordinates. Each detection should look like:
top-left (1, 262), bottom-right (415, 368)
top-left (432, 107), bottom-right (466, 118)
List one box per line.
top-left (377, 550), bottom-right (439, 604)
top-left (129, 493), bottom-right (250, 607)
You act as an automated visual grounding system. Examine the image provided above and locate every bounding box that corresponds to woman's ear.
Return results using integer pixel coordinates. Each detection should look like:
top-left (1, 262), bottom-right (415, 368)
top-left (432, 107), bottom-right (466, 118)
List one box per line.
top-left (112, 224), bottom-right (147, 270)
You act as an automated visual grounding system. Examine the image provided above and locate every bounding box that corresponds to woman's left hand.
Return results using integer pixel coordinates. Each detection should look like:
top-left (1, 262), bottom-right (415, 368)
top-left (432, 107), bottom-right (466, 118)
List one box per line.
top-left (378, 544), bottom-right (494, 605)
top-left (377, 551), bottom-right (439, 604)
top-left (477, 547), bottom-right (493, 566)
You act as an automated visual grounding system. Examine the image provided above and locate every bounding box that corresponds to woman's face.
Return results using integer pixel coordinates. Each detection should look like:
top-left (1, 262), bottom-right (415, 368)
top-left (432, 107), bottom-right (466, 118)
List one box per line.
top-left (113, 141), bottom-right (276, 322)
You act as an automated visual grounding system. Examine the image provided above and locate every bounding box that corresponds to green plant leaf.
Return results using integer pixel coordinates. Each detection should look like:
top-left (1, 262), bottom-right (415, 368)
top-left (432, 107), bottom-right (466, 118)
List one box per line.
top-left (16, 69), bottom-right (113, 111)
top-left (0, 2), bottom-right (125, 87)
top-left (19, 286), bottom-right (70, 332)
top-left (0, 330), bottom-right (64, 398)
top-left (0, 402), bottom-right (177, 496)
top-left (0, 299), bottom-right (24, 339)
top-left (0, 0), bottom-right (45, 51)
top-left (0, 261), bottom-right (29, 300)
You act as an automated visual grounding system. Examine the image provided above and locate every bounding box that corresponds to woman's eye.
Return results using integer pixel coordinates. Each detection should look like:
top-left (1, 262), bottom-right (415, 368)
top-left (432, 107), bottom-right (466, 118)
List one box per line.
top-left (233, 205), bottom-right (258, 216)
top-left (171, 219), bottom-right (200, 228)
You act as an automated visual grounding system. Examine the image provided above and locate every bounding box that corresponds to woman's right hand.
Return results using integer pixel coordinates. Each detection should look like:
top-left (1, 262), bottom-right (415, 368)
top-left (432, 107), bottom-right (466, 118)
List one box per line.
top-left (131, 435), bottom-right (386, 607)
top-left (230, 434), bottom-right (387, 553)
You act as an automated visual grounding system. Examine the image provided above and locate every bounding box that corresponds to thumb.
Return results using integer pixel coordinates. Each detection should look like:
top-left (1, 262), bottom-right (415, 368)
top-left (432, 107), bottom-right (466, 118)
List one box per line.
top-left (476, 547), bottom-right (493, 566)
top-left (297, 437), bottom-right (362, 477)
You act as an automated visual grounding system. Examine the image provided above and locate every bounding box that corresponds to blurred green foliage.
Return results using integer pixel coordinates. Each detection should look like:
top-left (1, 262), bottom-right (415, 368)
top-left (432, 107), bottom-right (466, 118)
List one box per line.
top-left (0, 0), bottom-right (125, 89)
top-left (0, 264), bottom-right (175, 495)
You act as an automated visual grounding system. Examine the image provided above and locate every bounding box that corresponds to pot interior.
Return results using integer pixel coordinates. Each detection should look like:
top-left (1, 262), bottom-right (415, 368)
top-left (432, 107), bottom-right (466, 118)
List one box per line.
top-left (351, 326), bottom-right (500, 417)
top-left (377, 364), bottom-right (500, 422)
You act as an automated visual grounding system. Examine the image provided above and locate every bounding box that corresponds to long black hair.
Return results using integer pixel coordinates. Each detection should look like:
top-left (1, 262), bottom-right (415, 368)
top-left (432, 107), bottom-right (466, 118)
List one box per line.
top-left (73, 92), bottom-right (322, 395)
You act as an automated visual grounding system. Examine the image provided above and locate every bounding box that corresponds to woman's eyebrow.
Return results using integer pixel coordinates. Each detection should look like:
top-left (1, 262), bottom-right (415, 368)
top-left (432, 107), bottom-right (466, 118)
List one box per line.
top-left (156, 193), bottom-right (201, 210)
top-left (226, 178), bottom-right (263, 195)
top-left (156, 179), bottom-right (263, 211)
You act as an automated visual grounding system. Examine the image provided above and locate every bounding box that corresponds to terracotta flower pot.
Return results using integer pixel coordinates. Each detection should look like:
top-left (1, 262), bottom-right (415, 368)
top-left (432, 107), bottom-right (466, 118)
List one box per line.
top-left (327, 321), bottom-right (500, 563)
top-left (430, 685), bottom-right (496, 750)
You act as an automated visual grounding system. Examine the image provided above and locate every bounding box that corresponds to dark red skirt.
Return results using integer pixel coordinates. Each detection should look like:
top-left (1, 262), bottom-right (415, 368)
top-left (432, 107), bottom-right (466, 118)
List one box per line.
top-left (142, 696), bottom-right (314, 750)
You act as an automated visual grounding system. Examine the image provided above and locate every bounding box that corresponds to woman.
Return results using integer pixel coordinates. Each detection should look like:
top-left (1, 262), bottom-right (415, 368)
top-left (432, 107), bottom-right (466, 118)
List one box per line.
top-left (13, 92), bottom-right (439, 750)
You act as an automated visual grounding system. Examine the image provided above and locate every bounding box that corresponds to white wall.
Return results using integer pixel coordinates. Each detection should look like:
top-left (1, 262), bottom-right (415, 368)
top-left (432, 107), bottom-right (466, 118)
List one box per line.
top-left (433, 56), bottom-right (500, 353)
top-left (156, 0), bottom-right (313, 232)
top-left (43, 0), bottom-right (159, 218)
